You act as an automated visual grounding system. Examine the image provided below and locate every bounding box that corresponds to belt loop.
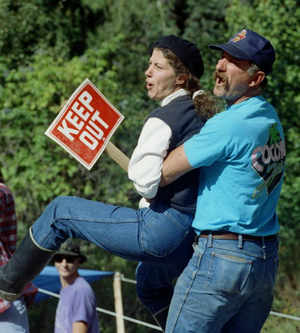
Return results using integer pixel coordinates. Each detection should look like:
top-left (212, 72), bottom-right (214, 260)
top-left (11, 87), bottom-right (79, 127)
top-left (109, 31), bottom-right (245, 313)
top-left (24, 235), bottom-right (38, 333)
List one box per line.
top-left (238, 235), bottom-right (243, 249)
top-left (208, 233), bottom-right (213, 248)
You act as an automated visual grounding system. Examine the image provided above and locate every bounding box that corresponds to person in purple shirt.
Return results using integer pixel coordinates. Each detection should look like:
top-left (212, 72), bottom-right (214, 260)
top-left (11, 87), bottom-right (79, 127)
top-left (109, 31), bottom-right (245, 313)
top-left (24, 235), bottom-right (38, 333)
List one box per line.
top-left (53, 240), bottom-right (100, 333)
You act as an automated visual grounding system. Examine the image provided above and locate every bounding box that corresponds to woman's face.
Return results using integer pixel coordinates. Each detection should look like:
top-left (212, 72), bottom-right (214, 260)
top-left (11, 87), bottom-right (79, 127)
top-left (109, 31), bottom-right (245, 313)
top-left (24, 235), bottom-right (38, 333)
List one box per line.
top-left (145, 49), bottom-right (180, 101)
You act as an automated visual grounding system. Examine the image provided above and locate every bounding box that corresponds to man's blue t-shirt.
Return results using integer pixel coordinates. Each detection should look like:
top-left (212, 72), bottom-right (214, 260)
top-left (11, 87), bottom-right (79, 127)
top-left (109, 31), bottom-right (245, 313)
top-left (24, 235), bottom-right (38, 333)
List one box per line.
top-left (184, 96), bottom-right (285, 236)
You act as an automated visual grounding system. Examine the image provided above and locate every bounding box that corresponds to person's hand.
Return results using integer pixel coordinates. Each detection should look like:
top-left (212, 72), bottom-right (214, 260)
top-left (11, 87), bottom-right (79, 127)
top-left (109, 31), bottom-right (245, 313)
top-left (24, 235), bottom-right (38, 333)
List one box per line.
top-left (139, 197), bottom-right (154, 208)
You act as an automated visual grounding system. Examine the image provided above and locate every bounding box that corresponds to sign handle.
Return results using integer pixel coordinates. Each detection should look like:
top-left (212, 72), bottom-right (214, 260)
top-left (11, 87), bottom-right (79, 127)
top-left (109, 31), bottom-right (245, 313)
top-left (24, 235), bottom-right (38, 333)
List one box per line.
top-left (105, 141), bottom-right (130, 173)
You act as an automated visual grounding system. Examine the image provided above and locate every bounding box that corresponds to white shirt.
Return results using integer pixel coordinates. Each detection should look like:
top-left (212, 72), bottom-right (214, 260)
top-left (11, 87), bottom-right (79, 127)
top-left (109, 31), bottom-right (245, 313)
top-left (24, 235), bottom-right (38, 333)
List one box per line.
top-left (128, 89), bottom-right (188, 201)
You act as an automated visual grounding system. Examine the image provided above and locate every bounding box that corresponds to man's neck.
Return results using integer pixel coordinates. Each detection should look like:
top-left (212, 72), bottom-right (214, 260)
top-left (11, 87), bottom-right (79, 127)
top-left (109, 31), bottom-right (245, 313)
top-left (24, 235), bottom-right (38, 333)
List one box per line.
top-left (60, 272), bottom-right (79, 289)
top-left (227, 87), bottom-right (262, 106)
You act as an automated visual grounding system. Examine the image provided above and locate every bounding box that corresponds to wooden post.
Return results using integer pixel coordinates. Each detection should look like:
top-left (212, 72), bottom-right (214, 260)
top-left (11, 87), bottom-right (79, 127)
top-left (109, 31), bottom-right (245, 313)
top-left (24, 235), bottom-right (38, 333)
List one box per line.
top-left (113, 272), bottom-right (125, 333)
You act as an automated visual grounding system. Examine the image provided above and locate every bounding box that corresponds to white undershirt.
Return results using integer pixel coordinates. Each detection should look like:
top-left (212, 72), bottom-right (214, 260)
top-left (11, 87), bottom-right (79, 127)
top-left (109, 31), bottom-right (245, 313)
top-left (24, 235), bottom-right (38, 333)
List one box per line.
top-left (128, 89), bottom-right (188, 200)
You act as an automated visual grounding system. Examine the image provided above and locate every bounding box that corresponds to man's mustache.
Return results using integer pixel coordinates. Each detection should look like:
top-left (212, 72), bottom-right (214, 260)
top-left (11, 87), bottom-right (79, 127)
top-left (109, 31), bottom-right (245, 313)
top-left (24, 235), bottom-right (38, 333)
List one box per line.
top-left (213, 71), bottom-right (228, 84)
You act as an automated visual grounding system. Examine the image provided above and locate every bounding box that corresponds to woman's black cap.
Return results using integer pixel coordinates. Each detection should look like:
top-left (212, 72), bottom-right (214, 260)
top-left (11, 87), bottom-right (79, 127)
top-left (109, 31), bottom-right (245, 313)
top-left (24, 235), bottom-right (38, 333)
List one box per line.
top-left (150, 35), bottom-right (204, 79)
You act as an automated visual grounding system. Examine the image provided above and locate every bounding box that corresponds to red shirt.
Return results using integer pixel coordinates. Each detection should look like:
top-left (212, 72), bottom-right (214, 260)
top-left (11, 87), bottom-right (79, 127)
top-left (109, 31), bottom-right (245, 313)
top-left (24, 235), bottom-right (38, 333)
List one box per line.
top-left (0, 183), bottom-right (37, 313)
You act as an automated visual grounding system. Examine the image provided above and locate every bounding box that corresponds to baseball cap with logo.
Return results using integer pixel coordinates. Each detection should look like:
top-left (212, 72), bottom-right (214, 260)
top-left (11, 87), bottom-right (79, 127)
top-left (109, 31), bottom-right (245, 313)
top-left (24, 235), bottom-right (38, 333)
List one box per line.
top-left (209, 29), bottom-right (275, 75)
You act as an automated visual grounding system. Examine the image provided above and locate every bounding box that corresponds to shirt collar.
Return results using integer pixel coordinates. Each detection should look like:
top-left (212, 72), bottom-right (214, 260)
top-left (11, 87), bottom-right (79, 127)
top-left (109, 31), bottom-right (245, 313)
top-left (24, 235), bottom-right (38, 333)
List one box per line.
top-left (160, 89), bottom-right (188, 107)
top-left (225, 95), bottom-right (263, 111)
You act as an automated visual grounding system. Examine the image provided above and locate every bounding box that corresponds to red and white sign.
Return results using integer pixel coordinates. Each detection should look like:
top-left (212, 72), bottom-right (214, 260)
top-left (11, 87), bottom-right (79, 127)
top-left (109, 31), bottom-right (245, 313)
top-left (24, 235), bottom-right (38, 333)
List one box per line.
top-left (45, 79), bottom-right (124, 170)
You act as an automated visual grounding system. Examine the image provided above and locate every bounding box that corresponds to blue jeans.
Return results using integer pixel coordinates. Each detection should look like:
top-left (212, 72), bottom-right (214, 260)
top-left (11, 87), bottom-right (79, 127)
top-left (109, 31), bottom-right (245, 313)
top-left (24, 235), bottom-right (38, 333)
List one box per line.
top-left (31, 196), bottom-right (195, 314)
top-left (166, 235), bottom-right (279, 333)
top-left (0, 297), bottom-right (29, 333)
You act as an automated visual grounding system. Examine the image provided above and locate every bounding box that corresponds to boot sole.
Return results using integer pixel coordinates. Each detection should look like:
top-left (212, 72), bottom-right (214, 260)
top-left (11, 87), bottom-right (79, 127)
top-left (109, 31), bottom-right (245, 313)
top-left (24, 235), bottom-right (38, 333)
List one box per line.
top-left (0, 290), bottom-right (21, 302)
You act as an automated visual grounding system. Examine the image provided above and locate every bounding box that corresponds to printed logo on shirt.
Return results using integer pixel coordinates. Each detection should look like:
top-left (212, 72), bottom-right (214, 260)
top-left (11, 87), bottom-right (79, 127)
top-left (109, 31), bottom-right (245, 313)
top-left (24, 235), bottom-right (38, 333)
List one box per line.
top-left (251, 123), bottom-right (285, 198)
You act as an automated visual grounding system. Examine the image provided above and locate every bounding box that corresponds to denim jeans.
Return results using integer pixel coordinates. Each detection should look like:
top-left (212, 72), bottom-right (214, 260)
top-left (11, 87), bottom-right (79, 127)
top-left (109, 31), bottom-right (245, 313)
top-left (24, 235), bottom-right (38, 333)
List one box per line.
top-left (166, 235), bottom-right (279, 333)
top-left (0, 297), bottom-right (29, 333)
top-left (135, 255), bottom-right (194, 315)
top-left (31, 196), bottom-right (195, 314)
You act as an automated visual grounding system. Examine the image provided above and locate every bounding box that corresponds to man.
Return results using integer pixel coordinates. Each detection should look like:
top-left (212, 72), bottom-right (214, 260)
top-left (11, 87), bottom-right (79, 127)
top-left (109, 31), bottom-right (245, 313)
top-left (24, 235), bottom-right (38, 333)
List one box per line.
top-left (53, 240), bottom-right (100, 333)
top-left (161, 29), bottom-right (285, 333)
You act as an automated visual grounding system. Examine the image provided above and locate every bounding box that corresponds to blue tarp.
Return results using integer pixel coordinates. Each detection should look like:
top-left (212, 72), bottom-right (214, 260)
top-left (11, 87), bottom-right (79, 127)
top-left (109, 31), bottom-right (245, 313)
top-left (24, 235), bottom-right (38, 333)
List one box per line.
top-left (33, 266), bottom-right (114, 303)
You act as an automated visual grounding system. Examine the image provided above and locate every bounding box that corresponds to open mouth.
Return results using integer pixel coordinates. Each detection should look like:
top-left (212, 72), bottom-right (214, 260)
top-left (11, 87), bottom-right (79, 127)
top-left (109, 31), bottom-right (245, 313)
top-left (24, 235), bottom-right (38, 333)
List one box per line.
top-left (213, 71), bottom-right (227, 85)
top-left (146, 82), bottom-right (153, 90)
top-left (216, 77), bottom-right (223, 85)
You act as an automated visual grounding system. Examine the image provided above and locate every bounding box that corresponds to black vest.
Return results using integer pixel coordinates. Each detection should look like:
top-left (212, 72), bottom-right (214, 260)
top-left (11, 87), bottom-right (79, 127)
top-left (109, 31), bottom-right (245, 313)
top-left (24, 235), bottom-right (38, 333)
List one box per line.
top-left (147, 95), bottom-right (206, 214)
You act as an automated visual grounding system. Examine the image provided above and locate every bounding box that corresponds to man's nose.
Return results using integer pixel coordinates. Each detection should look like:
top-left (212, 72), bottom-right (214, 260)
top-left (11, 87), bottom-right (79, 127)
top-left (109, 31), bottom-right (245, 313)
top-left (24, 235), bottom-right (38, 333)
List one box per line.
top-left (61, 259), bottom-right (68, 266)
top-left (215, 57), bottom-right (227, 71)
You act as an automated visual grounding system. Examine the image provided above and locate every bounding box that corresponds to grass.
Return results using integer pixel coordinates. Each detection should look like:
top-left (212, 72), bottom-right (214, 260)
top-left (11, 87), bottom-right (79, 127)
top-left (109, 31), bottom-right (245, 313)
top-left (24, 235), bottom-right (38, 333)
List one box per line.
top-left (262, 314), bottom-right (300, 333)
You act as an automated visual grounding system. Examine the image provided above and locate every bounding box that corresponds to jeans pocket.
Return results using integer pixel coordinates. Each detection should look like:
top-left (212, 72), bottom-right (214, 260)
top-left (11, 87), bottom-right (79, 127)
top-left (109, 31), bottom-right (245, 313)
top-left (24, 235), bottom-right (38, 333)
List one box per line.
top-left (205, 252), bottom-right (252, 295)
top-left (140, 208), bottom-right (189, 257)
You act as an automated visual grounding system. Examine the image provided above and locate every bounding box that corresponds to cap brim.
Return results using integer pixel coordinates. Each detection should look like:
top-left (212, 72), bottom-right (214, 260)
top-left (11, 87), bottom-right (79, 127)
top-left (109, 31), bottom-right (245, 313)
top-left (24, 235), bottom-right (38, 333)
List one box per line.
top-left (209, 43), bottom-right (252, 61)
top-left (54, 250), bottom-right (87, 263)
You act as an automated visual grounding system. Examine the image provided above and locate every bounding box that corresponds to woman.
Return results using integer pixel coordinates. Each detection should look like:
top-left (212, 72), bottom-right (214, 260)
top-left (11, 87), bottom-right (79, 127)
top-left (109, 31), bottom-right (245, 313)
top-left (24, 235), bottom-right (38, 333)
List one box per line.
top-left (0, 35), bottom-right (218, 331)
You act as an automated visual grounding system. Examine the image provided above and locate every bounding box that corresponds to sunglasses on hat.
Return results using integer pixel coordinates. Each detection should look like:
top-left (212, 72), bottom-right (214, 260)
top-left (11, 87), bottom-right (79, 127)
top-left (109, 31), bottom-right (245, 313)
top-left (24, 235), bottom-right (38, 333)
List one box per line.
top-left (54, 255), bottom-right (77, 263)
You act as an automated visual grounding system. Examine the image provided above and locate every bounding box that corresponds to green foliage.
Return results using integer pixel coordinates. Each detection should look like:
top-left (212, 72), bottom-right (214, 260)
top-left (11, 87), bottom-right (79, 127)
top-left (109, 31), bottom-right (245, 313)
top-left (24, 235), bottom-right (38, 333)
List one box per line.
top-left (262, 315), bottom-right (300, 333)
top-left (0, 34), bottom-right (138, 223)
top-left (183, 0), bottom-right (230, 90)
top-left (0, 0), bottom-right (300, 331)
top-left (0, 0), bottom-right (103, 67)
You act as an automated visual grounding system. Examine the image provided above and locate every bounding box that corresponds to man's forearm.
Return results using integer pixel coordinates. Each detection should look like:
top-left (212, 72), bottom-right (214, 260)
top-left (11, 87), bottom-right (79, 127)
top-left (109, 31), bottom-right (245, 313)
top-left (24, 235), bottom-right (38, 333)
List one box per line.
top-left (73, 321), bottom-right (89, 333)
top-left (160, 144), bottom-right (193, 187)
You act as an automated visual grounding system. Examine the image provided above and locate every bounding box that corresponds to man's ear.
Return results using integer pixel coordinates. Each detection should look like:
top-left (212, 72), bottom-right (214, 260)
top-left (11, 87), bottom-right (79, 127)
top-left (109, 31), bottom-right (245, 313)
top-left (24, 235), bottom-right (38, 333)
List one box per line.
top-left (176, 74), bottom-right (188, 86)
top-left (249, 71), bottom-right (265, 87)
